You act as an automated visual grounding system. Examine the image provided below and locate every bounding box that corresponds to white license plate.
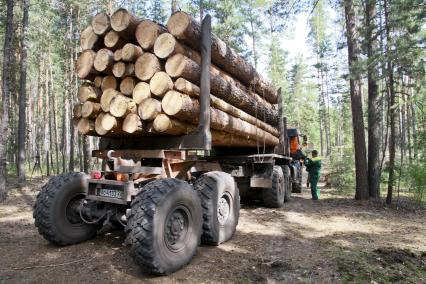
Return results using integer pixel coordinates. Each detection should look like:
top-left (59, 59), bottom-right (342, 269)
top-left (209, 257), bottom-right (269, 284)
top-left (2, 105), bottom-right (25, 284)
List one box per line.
top-left (99, 188), bottom-right (123, 199)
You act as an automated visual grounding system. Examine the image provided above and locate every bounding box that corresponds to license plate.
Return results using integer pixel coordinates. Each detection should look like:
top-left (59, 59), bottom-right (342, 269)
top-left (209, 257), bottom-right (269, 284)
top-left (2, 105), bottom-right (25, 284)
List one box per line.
top-left (99, 188), bottom-right (123, 199)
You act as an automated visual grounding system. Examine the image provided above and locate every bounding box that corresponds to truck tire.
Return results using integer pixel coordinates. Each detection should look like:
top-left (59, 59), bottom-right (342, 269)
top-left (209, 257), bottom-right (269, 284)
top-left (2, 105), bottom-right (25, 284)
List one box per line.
top-left (282, 165), bottom-right (291, 202)
top-left (263, 166), bottom-right (285, 208)
top-left (194, 172), bottom-right (240, 246)
top-left (126, 179), bottom-right (202, 275)
top-left (33, 172), bottom-right (97, 245)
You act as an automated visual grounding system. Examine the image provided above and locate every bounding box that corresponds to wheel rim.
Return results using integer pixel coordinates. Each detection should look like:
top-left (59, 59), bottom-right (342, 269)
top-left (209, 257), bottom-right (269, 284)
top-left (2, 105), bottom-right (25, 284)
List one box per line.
top-left (217, 193), bottom-right (231, 225)
top-left (164, 205), bottom-right (191, 252)
top-left (65, 194), bottom-right (85, 224)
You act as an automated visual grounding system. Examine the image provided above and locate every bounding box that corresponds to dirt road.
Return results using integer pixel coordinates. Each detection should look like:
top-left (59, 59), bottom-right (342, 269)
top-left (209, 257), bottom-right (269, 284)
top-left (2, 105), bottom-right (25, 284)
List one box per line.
top-left (0, 177), bottom-right (425, 283)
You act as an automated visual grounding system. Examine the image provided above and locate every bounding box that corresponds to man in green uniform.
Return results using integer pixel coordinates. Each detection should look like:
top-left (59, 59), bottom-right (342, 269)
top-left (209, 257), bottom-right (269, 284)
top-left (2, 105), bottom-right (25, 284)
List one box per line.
top-left (304, 150), bottom-right (321, 200)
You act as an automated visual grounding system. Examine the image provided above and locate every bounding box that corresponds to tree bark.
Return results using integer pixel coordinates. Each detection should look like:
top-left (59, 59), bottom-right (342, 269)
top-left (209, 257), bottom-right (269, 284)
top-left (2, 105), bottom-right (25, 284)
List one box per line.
top-left (384, 0), bottom-right (395, 205)
top-left (18, 0), bottom-right (29, 184)
top-left (0, 0), bottom-right (14, 201)
top-left (344, 0), bottom-right (369, 200)
top-left (165, 54), bottom-right (279, 125)
top-left (366, 0), bottom-right (381, 199)
top-left (162, 90), bottom-right (279, 145)
top-left (174, 78), bottom-right (278, 136)
top-left (167, 11), bottom-right (277, 104)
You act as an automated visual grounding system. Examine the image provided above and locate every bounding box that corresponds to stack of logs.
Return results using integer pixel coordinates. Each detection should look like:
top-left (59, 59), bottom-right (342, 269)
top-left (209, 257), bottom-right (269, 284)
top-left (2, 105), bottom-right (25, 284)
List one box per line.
top-left (74, 9), bottom-right (280, 147)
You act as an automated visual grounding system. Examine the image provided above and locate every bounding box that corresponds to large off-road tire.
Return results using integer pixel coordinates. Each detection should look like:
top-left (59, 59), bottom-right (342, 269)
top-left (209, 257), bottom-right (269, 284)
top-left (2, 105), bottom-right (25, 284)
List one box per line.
top-left (126, 179), bottom-right (202, 275)
top-left (263, 166), bottom-right (285, 208)
top-left (282, 165), bottom-right (292, 202)
top-left (33, 172), bottom-right (97, 245)
top-left (194, 171), bottom-right (240, 246)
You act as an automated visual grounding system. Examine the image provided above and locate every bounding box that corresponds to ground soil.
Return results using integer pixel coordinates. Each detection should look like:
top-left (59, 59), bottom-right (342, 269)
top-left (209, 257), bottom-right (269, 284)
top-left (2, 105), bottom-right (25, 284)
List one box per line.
top-left (0, 176), bottom-right (425, 283)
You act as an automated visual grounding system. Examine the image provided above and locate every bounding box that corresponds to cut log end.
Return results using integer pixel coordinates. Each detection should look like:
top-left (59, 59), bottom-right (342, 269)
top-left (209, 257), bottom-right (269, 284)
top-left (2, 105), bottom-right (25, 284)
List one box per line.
top-left (104, 30), bottom-right (124, 49)
top-left (138, 98), bottom-right (161, 121)
top-left (165, 53), bottom-right (195, 79)
top-left (120, 76), bottom-right (136, 96)
top-left (101, 113), bottom-right (121, 131)
top-left (132, 82), bottom-right (151, 104)
top-left (123, 113), bottom-right (143, 134)
top-left (95, 113), bottom-right (109, 136)
top-left (80, 26), bottom-right (99, 51)
top-left (100, 88), bottom-right (120, 112)
top-left (94, 48), bottom-right (114, 73)
top-left (111, 8), bottom-right (134, 32)
top-left (121, 43), bottom-right (143, 62)
top-left (153, 33), bottom-right (177, 59)
top-left (92, 13), bottom-right (110, 35)
top-left (101, 75), bottom-right (118, 91)
top-left (109, 95), bottom-right (136, 118)
top-left (78, 83), bottom-right (101, 103)
top-left (77, 50), bottom-right (96, 79)
top-left (162, 90), bottom-right (185, 116)
top-left (114, 49), bottom-right (122, 61)
top-left (135, 53), bottom-right (161, 81)
top-left (73, 104), bottom-right (82, 118)
top-left (167, 12), bottom-right (190, 39)
top-left (136, 20), bottom-right (166, 50)
top-left (78, 118), bottom-right (95, 135)
top-left (81, 101), bottom-right (101, 118)
top-left (150, 71), bottom-right (173, 97)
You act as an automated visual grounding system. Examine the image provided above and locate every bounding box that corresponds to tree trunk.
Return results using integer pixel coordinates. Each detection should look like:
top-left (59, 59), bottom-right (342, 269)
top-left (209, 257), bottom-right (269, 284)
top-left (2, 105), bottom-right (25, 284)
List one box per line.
top-left (101, 75), bottom-right (118, 91)
top-left (149, 71), bottom-right (173, 97)
top-left (78, 83), bottom-right (102, 103)
top-left (366, 0), bottom-right (381, 199)
top-left (109, 95), bottom-right (137, 118)
top-left (104, 30), bottom-right (125, 50)
top-left (165, 54), bottom-right (279, 125)
top-left (123, 113), bottom-right (144, 134)
top-left (81, 101), bottom-right (102, 118)
top-left (138, 98), bottom-right (161, 121)
top-left (100, 88), bottom-right (120, 112)
top-left (82, 135), bottom-right (91, 173)
top-left (174, 78), bottom-right (278, 136)
top-left (121, 43), bottom-right (143, 62)
top-left (344, 0), bottom-right (369, 200)
top-left (94, 48), bottom-right (114, 73)
top-left (101, 113), bottom-right (123, 132)
top-left (162, 90), bottom-right (279, 145)
top-left (0, 0), bottom-right (14, 202)
top-left (18, 0), bottom-right (29, 184)
top-left (111, 8), bottom-right (140, 40)
top-left (132, 82), bottom-right (151, 104)
top-left (167, 11), bottom-right (278, 104)
top-left (120, 76), bottom-right (137, 96)
top-left (112, 62), bottom-right (134, 78)
top-left (384, 0), bottom-right (395, 205)
top-left (77, 50), bottom-right (98, 79)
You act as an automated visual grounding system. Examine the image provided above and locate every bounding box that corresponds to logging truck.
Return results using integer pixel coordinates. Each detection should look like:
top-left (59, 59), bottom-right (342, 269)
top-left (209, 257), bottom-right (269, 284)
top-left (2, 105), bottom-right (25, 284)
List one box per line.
top-left (33, 11), bottom-right (304, 276)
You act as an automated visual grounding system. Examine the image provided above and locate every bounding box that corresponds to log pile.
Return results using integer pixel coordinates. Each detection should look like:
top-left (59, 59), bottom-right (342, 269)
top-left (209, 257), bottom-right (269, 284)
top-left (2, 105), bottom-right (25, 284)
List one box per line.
top-left (74, 9), bottom-right (280, 147)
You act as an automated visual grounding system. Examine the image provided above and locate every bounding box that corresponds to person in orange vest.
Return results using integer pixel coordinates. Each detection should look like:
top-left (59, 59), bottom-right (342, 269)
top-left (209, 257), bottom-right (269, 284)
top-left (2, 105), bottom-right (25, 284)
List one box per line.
top-left (304, 150), bottom-right (321, 200)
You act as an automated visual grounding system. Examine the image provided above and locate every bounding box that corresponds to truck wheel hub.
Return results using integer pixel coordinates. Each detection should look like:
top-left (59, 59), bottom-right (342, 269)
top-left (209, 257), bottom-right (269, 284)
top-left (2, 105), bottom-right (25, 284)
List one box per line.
top-left (165, 206), bottom-right (189, 251)
top-left (217, 194), bottom-right (231, 225)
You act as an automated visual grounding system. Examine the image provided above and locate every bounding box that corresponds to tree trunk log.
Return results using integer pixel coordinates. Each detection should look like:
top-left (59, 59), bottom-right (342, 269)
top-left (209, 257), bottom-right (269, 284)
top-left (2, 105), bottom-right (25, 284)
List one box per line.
top-left (94, 48), bottom-right (114, 73)
top-left (113, 49), bottom-right (122, 61)
top-left (136, 20), bottom-right (167, 50)
top-left (77, 50), bottom-right (98, 79)
top-left (132, 82), bottom-right (151, 104)
top-left (135, 52), bottom-right (161, 81)
top-left (92, 12), bottom-right (111, 36)
top-left (165, 54), bottom-right (279, 125)
top-left (101, 75), bottom-right (118, 91)
top-left (123, 113), bottom-right (145, 134)
top-left (104, 30), bottom-right (125, 50)
top-left (150, 71), bottom-right (173, 97)
top-left (94, 76), bottom-right (103, 88)
top-left (138, 97), bottom-right (161, 121)
top-left (77, 118), bottom-right (95, 135)
top-left (101, 113), bottom-right (123, 132)
top-left (112, 62), bottom-right (135, 78)
top-left (121, 43), bottom-right (143, 62)
top-left (80, 26), bottom-right (102, 51)
top-left (81, 101), bottom-right (102, 118)
top-left (78, 83), bottom-right (101, 103)
top-left (167, 11), bottom-right (277, 104)
top-left (162, 90), bottom-right (278, 145)
top-left (120, 76), bottom-right (137, 96)
top-left (95, 113), bottom-right (109, 136)
top-left (109, 95), bottom-right (137, 118)
top-left (100, 88), bottom-right (120, 112)
top-left (110, 8), bottom-right (139, 40)
top-left (174, 78), bottom-right (278, 136)
top-left (73, 103), bottom-right (82, 119)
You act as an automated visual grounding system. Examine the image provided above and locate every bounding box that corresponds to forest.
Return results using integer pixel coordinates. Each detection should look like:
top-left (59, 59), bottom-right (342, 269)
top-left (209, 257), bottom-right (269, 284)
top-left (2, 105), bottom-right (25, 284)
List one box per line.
top-left (0, 0), bottom-right (425, 203)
